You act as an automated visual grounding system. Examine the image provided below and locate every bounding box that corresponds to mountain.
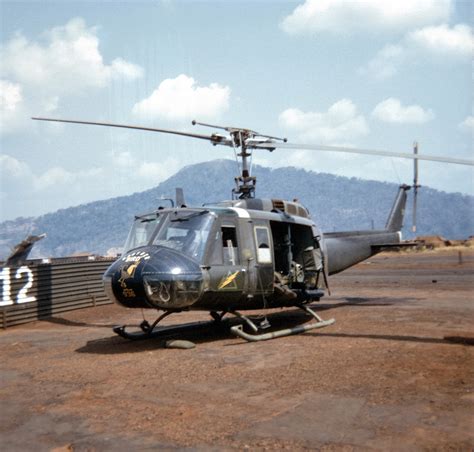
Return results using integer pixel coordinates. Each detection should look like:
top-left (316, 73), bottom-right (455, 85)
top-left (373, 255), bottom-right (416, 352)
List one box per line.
top-left (1, 159), bottom-right (473, 259)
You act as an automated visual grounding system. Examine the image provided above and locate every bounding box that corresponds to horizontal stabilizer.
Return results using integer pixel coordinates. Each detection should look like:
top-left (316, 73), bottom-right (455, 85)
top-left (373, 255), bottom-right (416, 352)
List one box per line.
top-left (371, 242), bottom-right (418, 253)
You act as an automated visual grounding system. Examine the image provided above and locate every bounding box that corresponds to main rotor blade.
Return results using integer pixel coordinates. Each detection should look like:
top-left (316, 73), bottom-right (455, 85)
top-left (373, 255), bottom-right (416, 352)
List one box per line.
top-left (32, 117), bottom-right (221, 143)
top-left (254, 142), bottom-right (474, 166)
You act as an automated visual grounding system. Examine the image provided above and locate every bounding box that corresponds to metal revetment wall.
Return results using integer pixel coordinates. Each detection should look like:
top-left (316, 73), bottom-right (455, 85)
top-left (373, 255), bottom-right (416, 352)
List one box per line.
top-left (0, 258), bottom-right (116, 329)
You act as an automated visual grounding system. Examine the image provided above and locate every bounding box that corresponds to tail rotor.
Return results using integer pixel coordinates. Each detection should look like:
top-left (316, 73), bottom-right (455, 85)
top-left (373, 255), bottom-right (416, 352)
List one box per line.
top-left (412, 142), bottom-right (421, 234)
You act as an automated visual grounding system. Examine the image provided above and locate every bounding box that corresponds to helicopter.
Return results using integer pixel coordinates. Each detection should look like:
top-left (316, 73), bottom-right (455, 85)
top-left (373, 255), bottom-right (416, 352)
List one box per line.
top-left (32, 117), bottom-right (474, 342)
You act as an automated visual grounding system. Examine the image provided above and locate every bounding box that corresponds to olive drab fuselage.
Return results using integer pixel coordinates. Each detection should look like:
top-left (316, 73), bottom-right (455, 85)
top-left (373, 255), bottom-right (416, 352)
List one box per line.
top-left (103, 188), bottom-right (407, 313)
top-left (103, 199), bottom-right (327, 312)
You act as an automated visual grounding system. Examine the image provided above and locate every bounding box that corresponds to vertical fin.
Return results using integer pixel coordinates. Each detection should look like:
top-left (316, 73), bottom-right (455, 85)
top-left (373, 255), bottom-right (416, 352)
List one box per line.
top-left (385, 185), bottom-right (411, 232)
top-left (6, 234), bottom-right (46, 266)
top-left (175, 188), bottom-right (186, 207)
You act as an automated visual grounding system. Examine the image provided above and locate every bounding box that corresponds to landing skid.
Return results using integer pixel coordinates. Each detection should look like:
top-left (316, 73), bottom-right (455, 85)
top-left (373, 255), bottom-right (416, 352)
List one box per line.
top-left (229, 305), bottom-right (335, 342)
top-left (113, 310), bottom-right (218, 341)
top-left (112, 305), bottom-right (334, 342)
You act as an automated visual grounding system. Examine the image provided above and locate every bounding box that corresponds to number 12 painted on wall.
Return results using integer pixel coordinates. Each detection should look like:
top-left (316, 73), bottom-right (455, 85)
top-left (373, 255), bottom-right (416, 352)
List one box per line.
top-left (0, 267), bottom-right (36, 306)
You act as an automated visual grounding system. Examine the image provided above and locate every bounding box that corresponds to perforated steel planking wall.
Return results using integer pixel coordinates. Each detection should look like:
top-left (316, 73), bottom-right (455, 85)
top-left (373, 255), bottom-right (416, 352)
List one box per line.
top-left (0, 257), bottom-right (116, 329)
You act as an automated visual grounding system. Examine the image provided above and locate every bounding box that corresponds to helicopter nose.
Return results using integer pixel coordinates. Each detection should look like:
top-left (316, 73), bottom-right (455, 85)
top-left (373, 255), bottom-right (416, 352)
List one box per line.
top-left (103, 246), bottom-right (204, 309)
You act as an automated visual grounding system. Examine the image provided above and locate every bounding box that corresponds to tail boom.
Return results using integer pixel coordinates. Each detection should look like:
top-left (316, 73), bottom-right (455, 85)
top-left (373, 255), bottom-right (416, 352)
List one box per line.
top-left (324, 185), bottom-right (410, 275)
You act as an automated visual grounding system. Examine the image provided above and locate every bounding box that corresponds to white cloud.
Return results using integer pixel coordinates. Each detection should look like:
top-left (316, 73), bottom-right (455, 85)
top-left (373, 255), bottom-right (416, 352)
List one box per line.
top-left (281, 0), bottom-right (451, 35)
top-left (0, 151), bottom-right (181, 220)
top-left (459, 116), bottom-right (474, 132)
top-left (0, 18), bottom-right (143, 93)
top-left (361, 23), bottom-right (472, 79)
top-left (112, 150), bottom-right (135, 169)
top-left (110, 58), bottom-right (144, 80)
top-left (34, 167), bottom-right (75, 189)
top-left (358, 44), bottom-right (406, 79)
top-left (0, 80), bottom-right (25, 134)
top-left (372, 98), bottom-right (434, 124)
top-left (279, 99), bottom-right (369, 144)
top-left (136, 159), bottom-right (180, 180)
top-left (108, 149), bottom-right (179, 180)
top-left (132, 74), bottom-right (230, 121)
top-left (0, 18), bottom-right (143, 136)
top-left (0, 80), bottom-right (22, 111)
top-left (0, 154), bottom-right (102, 192)
top-left (0, 154), bottom-right (30, 179)
top-left (407, 24), bottom-right (473, 57)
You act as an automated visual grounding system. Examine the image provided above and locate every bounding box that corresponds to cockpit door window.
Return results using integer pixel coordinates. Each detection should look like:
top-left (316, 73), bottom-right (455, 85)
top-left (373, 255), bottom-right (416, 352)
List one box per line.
top-left (222, 225), bottom-right (239, 265)
top-left (254, 226), bottom-right (272, 264)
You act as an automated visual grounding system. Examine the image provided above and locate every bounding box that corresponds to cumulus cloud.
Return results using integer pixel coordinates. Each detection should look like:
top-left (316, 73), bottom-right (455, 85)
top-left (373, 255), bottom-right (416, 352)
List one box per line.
top-left (0, 80), bottom-right (22, 111)
top-left (0, 154), bottom-right (102, 192)
top-left (372, 98), bottom-right (434, 124)
top-left (132, 74), bottom-right (230, 121)
top-left (1, 18), bottom-right (143, 93)
top-left (407, 24), bottom-right (473, 57)
top-left (109, 149), bottom-right (180, 182)
top-left (0, 18), bottom-right (143, 135)
top-left (358, 45), bottom-right (406, 80)
top-left (459, 116), bottom-right (474, 132)
top-left (0, 154), bottom-right (31, 179)
top-left (361, 23), bottom-right (472, 79)
top-left (281, 0), bottom-right (451, 35)
top-left (0, 79), bottom-right (25, 133)
top-left (0, 151), bottom-right (180, 220)
top-left (279, 99), bottom-right (369, 144)
top-left (34, 166), bottom-right (102, 190)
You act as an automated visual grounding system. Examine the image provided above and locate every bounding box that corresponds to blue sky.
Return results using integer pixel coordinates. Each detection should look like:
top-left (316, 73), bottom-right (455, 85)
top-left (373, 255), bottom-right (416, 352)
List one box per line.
top-left (1, 0), bottom-right (473, 221)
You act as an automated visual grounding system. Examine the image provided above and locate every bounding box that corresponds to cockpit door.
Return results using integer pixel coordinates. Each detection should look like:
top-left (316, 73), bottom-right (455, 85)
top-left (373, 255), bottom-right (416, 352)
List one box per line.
top-left (253, 224), bottom-right (274, 295)
top-left (207, 220), bottom-right (245, 300)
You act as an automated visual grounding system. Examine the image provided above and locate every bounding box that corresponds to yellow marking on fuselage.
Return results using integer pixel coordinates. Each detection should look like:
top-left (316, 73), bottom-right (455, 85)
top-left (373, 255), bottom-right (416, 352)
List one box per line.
top-left (218, 271), bottom-right (240, 290)
top-left (126, 262), bottom-right (139, 277)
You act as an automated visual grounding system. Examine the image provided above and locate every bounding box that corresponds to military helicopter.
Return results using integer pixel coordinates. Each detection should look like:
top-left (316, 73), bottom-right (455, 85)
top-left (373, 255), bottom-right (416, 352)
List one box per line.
top-left (32, 117), bottom-right (474, 342)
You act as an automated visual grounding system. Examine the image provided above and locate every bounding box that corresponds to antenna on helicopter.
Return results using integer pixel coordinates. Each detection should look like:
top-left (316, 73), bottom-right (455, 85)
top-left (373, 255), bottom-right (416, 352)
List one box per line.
top-left (412, 142), bottom-right (421, 233)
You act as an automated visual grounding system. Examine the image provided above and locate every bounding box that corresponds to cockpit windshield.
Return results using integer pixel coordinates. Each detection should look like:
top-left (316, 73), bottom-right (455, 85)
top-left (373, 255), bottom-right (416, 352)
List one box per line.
top-left (153, 210), bottom-right (213, 262)
top-left (123, 213), bottom-right (162, 253)
top-left (122, 210), bottom-right (214, 263)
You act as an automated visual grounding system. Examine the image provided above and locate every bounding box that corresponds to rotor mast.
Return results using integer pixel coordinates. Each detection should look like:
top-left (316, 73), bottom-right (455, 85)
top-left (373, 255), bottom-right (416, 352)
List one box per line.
top-left (234, 135), bottom-right (255, 199)
top-left (191, 120), bottom-right (286, 199)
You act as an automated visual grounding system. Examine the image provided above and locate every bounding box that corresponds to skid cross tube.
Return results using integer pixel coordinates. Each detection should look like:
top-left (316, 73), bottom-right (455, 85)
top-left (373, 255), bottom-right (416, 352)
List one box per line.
top-left (230, 305), bottom-right (335, 342)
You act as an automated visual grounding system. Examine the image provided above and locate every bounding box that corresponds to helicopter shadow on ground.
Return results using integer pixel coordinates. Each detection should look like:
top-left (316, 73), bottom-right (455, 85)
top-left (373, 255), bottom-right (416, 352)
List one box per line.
top-left (54, 296), bottom-right (408, 333)
top-left (75, 309), bottom-right (334, 355)
top-left (74, 296), bottom-right (428, 355)
top-left (75, 319), bottom-right (240, 355)
top-left (74, 297), bottom-right (412, 355)
top-left (315, 295), bottom-right (419, 311)
top-left (308, 331), bottom-right (474, 346)
top-left (75, 301), bottom-right (472, 354)
top-left (44, 316), bottom-right (117, 328)
top-left (309, 296), bottom-right (474, 346)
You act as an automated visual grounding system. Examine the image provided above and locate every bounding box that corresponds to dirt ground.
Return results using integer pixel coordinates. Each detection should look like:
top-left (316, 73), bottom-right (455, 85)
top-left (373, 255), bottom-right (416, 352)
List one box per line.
top-left (1, 248), bottom-right (473, 451)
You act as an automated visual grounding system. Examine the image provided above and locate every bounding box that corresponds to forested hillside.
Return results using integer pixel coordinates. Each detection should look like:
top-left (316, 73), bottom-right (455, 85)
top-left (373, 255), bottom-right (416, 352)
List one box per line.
top-left (1, 159), bottom-right (472, 259)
